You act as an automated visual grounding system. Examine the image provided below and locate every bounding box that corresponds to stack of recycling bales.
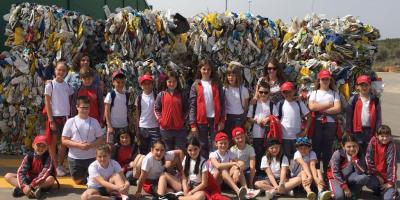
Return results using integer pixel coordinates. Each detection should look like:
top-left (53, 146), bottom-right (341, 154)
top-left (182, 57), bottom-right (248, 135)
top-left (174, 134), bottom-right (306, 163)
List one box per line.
top-left (0, 3), bottom-right (382, 154)
top-left (278, 14), bottom-right (381, 98)
top-left (0, 2), bottom-right (103, 154)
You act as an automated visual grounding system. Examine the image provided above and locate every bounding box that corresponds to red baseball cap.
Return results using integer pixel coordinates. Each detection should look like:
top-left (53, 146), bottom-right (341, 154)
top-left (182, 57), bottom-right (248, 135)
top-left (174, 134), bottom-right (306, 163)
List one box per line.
top-left (33, 135), bottom-right (48, 145)
top-left (356, 75), bottom-right (371, 85)
top-left (214, 132), bottom-right (229, 142)
top-left (318, 69), bottom-right (332, 79)
top-left (112, 70), bottom-right (125, 80)
top-left (232, 127), bottom-right (245, 138)
top-left (280, 82), bottom-right (295, 91)
top-left (139, 74), bottom-right (153, 84)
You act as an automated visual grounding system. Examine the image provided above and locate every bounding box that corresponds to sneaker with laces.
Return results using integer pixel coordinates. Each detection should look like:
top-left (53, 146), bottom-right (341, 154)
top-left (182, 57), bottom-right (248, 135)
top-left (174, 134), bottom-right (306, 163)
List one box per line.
top-left (246, 189), bottom-right (261, 199)
top-left (318, 190), bottom-right (332, 200)
top-left (12, 187), bottom-right (24, 197)
top-left (287, 189), bottom-right (295, 197)
top-left (307, 191), bottom-right (316, 200)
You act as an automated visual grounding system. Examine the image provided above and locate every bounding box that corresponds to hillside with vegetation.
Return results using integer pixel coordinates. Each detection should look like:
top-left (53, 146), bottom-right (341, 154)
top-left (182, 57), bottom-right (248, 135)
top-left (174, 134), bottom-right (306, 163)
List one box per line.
top-left (373, 38), bottom-right (400, 72)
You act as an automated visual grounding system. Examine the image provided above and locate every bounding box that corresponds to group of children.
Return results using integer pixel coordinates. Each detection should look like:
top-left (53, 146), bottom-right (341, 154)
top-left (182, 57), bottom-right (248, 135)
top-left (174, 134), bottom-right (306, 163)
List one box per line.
top-left (3, 56), bottom-right (398, 200)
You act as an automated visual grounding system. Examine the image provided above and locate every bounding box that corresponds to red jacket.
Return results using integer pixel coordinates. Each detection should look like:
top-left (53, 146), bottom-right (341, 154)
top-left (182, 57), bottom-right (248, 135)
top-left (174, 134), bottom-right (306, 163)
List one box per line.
top-left (17, 151), bottom-right (54, 190)
top-left (365, 136), bottom-right (397, 185)
top-left (189, 80), bottom-right (224, 129)
top-left (154, 90), bottom-right (187, 130)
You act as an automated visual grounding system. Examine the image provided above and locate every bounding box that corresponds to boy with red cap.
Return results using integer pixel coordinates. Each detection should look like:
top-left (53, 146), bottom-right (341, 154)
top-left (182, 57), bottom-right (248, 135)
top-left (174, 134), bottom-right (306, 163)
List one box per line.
top-left (135, 74), bottom-right (160, 154)
top-left (277, 81), bottom-right (312, 160)
top-left (5, 135), bottom-right (56, 198)
top-left (104, 70), bottom-right (130, 144)
top-left (209, 132), bottom-right (249, 200)
top-left (346, 74), bottom-right (382, 152)
top-left (230, 127), bottom-right (260, 198)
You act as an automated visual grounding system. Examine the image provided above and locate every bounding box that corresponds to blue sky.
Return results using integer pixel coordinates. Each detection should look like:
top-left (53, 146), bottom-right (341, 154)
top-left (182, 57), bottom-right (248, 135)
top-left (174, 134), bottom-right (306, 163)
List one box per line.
top-left (147, 0), bottom-right (399, 39)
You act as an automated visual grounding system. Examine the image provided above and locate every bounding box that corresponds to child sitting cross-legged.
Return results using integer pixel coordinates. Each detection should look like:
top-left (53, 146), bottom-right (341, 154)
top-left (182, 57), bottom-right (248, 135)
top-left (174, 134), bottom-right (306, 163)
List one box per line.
top-left (5, 135), bottom-right (56, 199)
top-left (254, 138), bottom-right (302, 199)
top-left (81, 144), bottom-right (130, 200)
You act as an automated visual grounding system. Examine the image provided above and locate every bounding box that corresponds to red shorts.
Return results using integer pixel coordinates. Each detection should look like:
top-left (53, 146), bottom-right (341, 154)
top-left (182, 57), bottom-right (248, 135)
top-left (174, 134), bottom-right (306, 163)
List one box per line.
top-left (45, 117), bottom-right (67, 143)
top-left (143, 179), bottom-right (159, 195)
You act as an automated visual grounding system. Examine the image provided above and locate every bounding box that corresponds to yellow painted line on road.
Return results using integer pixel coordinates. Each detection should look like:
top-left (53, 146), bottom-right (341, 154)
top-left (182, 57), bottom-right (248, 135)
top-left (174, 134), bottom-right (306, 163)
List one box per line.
top-left (0, 176), bottom-right (86, 189)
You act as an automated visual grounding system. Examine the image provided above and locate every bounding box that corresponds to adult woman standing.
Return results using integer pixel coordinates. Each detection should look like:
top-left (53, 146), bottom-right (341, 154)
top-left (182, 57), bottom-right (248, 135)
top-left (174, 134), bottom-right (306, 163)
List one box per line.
top-left (256, 58), bottom-right (286, 104)
top-left (308, 69), bottom-right (341, 172)
top-left (65, 52), bottom-right (104, 91)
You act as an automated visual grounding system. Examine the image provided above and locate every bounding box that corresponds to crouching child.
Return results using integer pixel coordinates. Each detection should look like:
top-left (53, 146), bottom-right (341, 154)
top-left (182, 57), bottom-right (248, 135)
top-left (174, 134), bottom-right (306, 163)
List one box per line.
top-left (5, 135), bottom-right (56, 199)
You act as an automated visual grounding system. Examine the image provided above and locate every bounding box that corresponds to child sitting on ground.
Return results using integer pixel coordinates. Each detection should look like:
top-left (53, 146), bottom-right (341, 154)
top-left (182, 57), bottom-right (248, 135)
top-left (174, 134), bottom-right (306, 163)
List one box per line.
top-left (81, 144), bottom-right (130, 200)
top-left (255, 138), bottom-right (302, 199)
top-left (229, 127), bottom-right (260, 198)
top-left (209, 132), bottom-right (249, 200)
top-left (5, 135), bottom-right (56, 199)
top-left (366, 125), bottom-right (398, 200)
top-left (291, 137), bottom-right (331, 200)
top-left (111, 130), bottom-right (144, 185)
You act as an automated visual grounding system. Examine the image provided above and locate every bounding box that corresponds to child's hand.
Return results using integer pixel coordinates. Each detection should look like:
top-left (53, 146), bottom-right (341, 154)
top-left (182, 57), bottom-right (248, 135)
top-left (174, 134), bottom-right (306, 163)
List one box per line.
top-left (183, 188), bottom-right (190, 196)
top-left (50, 121), bottom-right (57, 131)
top-left (80, 142), bottom-right (91, 150)
top-left (107, 127), bottom-right (114, 135)
top-left (381, 183), bottom-right (394, 190)
top-left (344, 188), bottom-right (352, 198)
top-left (22, 186), bottom-right (32, 195)
top-left (250, 97), bottom-right (257, 105)
top-left (260, 117), bottom-right (269, 125)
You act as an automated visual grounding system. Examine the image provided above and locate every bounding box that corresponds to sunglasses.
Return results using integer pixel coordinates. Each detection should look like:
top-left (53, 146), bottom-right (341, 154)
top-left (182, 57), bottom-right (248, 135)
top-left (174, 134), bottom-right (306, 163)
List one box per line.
top-left (259, 91), bottom-right (269, 95)
top-left (267, 67), bottom-right (277, 71)
top-left (79, 106), bottom-right (90, 110)
top-left (321, 78), bottom-right (330, 81)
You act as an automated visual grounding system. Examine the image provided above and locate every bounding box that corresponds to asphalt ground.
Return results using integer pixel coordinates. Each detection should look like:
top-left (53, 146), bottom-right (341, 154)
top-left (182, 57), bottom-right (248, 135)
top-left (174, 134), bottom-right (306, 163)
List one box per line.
top-left (0, 72), bottom-right (399, 200)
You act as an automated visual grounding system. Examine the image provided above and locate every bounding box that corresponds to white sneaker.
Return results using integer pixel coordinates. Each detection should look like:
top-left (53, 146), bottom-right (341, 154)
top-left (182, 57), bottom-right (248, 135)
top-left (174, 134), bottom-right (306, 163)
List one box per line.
top-left (56, 166), bottom-right (67, 177)
top-left (246, 189), bottom-right (261, 199)
top-left (287, 189), bottom-right (295, 197)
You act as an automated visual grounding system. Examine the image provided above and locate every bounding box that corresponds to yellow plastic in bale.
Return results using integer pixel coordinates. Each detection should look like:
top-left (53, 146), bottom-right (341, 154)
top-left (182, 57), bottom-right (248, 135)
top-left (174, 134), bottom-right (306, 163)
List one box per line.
top-left (283, 32), bottom-right (293, 43)
top-left (30, 58), bottom-right (37, 73)
top-left (300, 67), bottom-right (310, 77)
top-left (180, 33), bottom-right (188, 44)
top-left (54, 38), bottom-right (63, 51)
top-left (14, 27), bottom-right (25, 45)
top-left (34, 30), bottom-right (41, 41)
top-left (0, 85), bottom-right (3, 93)
top-left (363, 24), bottom-right (373, 33)
top-left (47, 32), bottom-right (56, 49)
top-left (24, 136), bottom-right (32, 149)
top-left (215, 28), bottom-right (224, 38)
top-left (77, 22), bottom-right (84, 39)
top-left (325, 42), bottom-right (333, 53)
top-left (313, 34), bottom-right (324, 46)
top-left (340, 83), bottom-right (350, 101)
top-left (256, 37), bottom-right (263, 49)
top-left (204, 13), bottom-right (220, 29)
top-left (23, 87), bottom-right (29, 97)
top-left (271, 38), bottom-right (279, 49)
top-left (361, 36), bottom-right (369, 44)
top-left (156, 16), bottom-right (162, 32)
